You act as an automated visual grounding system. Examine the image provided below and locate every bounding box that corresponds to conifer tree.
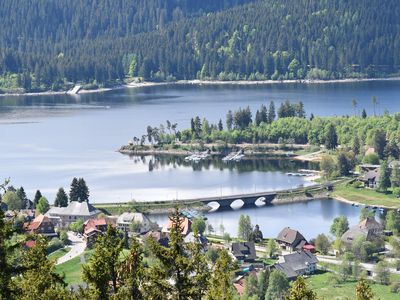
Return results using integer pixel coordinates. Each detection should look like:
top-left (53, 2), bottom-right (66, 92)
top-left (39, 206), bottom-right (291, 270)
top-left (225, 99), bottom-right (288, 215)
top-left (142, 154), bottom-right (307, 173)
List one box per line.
top-left (54, 187), bottom-right (68, 207)
top-left (285, 276), bottom-right (316, 300)
top-left (33, 190), bottom-right (42, 208)
top-left (83, 225), bottom-right (124, 299)
top-left (0, 179), bottom-right (22, 299)
top-left (268, 101), bottom-right (276, 123)
top-left (325, 124), bottom-right (338, 150)
top-left (207, 249), bottom-right (234, 300)
top-left (16, 236), bottom-right (72, 300)
top-left (16, 187), bottom-right (29, 209)
top-left (69, 178), bottom-right (79, 202)
top-left (147, 208), bottom-right (194, 299)
top-left (114, 239), bottom-right (144, 300)
top-left (355, 278), bottom-right (374, 300)
top-left (78, 178), bottom-right (90, 202)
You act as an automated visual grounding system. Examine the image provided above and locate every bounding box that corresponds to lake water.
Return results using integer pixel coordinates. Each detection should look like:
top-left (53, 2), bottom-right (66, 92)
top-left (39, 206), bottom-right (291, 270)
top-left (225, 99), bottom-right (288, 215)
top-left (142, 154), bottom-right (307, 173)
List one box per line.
top-left (149, 198), bottom-right (384, 239)
top-left (1, 80), bottom-right (400, 204)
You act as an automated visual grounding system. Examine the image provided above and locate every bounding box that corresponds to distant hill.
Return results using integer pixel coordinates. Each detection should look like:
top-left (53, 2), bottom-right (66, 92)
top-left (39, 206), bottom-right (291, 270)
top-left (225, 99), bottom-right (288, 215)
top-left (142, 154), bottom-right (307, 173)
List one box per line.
top-left (0, 0), bottom-right (399, 91)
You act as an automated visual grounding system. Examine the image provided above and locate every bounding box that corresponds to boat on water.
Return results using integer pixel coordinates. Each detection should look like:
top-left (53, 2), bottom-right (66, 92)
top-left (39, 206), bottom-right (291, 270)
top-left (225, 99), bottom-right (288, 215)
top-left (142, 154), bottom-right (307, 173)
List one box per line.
top-left (222, 150), bottom-right (245, 162)
top-left (184, 150), bottom-right (211, 162)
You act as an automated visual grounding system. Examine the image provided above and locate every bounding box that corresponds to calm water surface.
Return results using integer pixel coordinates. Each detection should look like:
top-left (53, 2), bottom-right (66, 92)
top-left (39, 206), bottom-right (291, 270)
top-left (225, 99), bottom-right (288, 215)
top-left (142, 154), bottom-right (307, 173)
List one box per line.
top-left (149, 198), bottom-right (384, 239)
top-left (1, 80), bottom-right (400, 204)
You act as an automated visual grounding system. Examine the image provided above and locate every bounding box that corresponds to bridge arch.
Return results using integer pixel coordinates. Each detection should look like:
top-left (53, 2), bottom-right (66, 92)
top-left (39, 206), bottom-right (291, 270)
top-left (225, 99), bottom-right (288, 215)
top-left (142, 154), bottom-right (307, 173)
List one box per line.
top-left (206, 201), bottom-right (220, 212)
top-left (255, 197), bottom-right (266, 207)
top-left (230, 199), bottom-right (244, 210)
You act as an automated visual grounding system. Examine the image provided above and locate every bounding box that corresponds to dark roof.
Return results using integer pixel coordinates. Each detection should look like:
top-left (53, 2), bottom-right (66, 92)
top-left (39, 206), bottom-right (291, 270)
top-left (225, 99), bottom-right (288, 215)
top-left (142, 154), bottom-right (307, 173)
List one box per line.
top-left (341, 218), bottom-right (383, 243)
top-left (361, 169), bottom-right (380, 182)
top-left (231, 242), bottom-right (257, 261)
top-left (276, 227), bottom-right (307, 248)
top-left (275, 250), bottom-right (318, 279)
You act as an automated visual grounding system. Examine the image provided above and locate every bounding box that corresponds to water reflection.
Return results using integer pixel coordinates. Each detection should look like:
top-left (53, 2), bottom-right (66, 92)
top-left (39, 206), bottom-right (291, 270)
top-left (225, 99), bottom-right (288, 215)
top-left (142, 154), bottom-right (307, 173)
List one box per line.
top-left (126, 154), bottom-right (319, 174)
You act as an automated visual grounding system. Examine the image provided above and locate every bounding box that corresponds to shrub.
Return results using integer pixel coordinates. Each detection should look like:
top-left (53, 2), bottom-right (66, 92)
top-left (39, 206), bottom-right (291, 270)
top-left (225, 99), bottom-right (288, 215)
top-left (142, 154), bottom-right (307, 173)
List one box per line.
top-left (47, 237), bottom-right (64, 253)
top-left (390, 282), bottom-right (400, 293)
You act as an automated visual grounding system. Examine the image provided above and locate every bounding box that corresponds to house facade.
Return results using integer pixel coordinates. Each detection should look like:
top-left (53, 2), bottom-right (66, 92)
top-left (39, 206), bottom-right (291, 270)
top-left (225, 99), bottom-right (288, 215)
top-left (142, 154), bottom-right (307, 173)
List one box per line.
top-left (116, 212), bottom-right (152, 233)
top-left (25, 214), bottom-right (58, 238)
top-left (276, 227), bottom-right (308, 252)
top-left (45, 201), bottom-right (101, 228)
top-left (341, 217), bottom-right (384, 245)
top-left (275, 250), bottom-right (318, 279)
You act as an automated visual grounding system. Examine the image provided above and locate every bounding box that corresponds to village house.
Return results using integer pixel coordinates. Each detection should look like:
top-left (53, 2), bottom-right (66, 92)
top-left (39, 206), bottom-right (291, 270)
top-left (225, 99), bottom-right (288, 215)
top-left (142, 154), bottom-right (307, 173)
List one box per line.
top-left (341, 217), bottom-right (384, 245)
top-left (145, 230), bottom-right (170, 247)
top-left (162, 216), bottom-right (192, 236)
top-left (45, 201), bottom-right (101, 228)
top-left (24, 214), bottom-right (58, 238)
top-left (275, 250), bottom-right (318, 279)
top-left (231, 241), bottom-right (257, 262)
top-left (116, 212), bottom-right (152, 233)
top-left (276, 227), bottom-right (308, 253)
top-left (359, 169), bottom-right (380, 188)
top-left (83, 218), bottom-right (113, 248)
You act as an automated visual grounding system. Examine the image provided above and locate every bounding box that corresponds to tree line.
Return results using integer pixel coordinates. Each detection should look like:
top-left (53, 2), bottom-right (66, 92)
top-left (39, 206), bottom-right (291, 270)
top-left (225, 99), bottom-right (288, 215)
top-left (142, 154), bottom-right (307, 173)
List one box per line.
top-left (1, 0), bottom-right (400, 92)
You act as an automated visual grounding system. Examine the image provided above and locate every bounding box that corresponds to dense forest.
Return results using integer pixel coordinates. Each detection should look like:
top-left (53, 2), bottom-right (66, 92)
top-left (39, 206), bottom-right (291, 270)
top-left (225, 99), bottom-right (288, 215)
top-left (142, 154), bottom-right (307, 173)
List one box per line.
top-left (1, 0), bottom-right (400, 92)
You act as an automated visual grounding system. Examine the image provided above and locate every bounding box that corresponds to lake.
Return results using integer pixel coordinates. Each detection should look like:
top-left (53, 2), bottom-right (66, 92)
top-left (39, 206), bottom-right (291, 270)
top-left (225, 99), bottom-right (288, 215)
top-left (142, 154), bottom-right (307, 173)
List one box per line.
top-left (1, 80), bottom-right (400, 203)
top-left (149, 198), bottom-right (384, 239)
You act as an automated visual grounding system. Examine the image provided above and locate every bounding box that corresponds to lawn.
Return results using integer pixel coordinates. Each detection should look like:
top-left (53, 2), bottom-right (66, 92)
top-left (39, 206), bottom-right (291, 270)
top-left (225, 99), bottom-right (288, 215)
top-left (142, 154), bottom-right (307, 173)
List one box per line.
top-left (332, 183), bottom-right (400, 208)
top-left (306, 271), bottom-right (399, 300)
top-left (48, 247), bottom-right (71, 262)
top-left (55, 250), bottom-right (94, 285)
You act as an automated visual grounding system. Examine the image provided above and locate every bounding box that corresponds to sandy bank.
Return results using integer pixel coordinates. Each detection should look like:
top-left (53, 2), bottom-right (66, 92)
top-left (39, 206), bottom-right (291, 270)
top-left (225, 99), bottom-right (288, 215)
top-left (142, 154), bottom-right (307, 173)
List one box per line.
top-left (2, 76), bottom-right (400, 97)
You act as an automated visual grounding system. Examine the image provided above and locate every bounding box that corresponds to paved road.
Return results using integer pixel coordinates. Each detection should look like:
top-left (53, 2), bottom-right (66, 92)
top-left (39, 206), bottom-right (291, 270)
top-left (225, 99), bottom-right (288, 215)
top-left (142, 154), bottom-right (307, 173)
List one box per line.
top-left (56, 232), bottom-right (86, 265)
top-left (317, 255), bottom-right (400, 275)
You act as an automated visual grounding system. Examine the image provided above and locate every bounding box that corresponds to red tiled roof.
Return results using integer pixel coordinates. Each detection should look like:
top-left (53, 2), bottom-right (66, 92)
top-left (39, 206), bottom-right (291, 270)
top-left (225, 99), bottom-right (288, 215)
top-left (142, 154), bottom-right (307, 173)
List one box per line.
top-left (162, 217), bottom-right (192, 236)
top-left (26, 214), bottom-right (50, 232)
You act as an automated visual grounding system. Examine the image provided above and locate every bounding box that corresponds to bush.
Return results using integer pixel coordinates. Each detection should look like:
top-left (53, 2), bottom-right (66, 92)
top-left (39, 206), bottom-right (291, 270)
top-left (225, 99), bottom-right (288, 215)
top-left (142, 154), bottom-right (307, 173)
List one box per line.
top-left (363, 153), bottom-right (380, 165)
top-left (47, 237), bottom-right (64, 253)
top-left (393, 187), bottom-right (400, 198)
top-left (390, 282), bottom-right (400, 293)
top-left (352, 181), bottom-right (364, 189)
top-left (59, 230), bottom-right (69, 245)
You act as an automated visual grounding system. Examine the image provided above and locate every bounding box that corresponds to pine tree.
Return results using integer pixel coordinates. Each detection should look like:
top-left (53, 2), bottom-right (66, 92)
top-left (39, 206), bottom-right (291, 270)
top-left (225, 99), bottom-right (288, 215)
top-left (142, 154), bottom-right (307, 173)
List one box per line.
top-left (207, 249), bottom-right (234, 300)
top-left (226, 110), bottom-right (233, 131)
top-left (378, 161), bottom-right (391, 192)
top-left (285, 276), bottom-right (316, 300)
top-left (325, 124), bottom-right (338, 150)
top-left (355, 278), bottom-right (374, 300)
top-left (146, 208), bottom-right (194, 299)
top-left (54, 188), bottom-right (68, 207)
top-left (114, 239), bottom-right (144, 300)
top-left (16, 236), bottom-right (72, 300)
top-left (69, 178), bottom-right (79, 202)
top-left (218, 119), bottom-right (223, 131)
top-left (78, 178), bottom-right (90, 202)
top-left (0, 180), bottom-right (23, 299)
top-left (268, 101), bottom-right (276, 123)
top-left (361, 109), bottom-right (367, 119)
top-left (33, 190), bottom-right (42, 208)
top-left (83, 225), bottom-right (124, 299)
top-left (16, 187), bottom-right (29, 209)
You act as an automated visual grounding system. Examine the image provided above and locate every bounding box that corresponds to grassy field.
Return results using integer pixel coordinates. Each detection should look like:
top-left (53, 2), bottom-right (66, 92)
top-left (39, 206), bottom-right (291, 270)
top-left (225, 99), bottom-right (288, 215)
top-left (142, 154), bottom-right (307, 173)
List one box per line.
top-left (307, 271), bottom-right (399, 300)
top-left (332, 183), bottom-right (400, 208)
top-left (55, 250), bottom-right (94, 285)
top-left (48, 247), bottom-right (71, 262)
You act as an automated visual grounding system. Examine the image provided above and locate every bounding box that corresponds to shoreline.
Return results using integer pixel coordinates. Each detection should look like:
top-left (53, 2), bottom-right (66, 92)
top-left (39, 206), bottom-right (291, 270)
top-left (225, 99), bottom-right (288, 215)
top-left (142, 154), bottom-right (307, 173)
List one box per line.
top-left (1, 76), bottom-right (400, 97)
top-left (332, 195), bottom-right (397, 209)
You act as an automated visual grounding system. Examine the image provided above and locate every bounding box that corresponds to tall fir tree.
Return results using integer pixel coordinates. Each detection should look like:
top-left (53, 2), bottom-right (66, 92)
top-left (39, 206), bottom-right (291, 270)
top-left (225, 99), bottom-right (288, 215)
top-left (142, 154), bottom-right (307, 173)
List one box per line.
top-left (33, 190), bottom-right (42, 208)
top-left (83, 225), bottom-right (124, 299)
top-left (69, 178), bottom-right (79, 202)
top-left (285, 276), bottom-right (316, 300)
top-left (207, 249), bottom-right (234, 300)
top-left (267, 101), bottom-right (276, 123)
top-left (54, 187), bottom-right (68, 207)
top-left (77, 178), bottom-right (90, 202)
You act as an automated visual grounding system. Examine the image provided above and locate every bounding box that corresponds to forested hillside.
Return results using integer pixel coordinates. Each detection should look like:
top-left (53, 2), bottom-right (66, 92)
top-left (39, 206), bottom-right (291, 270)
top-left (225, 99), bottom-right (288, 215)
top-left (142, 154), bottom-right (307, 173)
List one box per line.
top-left (0, 0), bottom-right (399, 92)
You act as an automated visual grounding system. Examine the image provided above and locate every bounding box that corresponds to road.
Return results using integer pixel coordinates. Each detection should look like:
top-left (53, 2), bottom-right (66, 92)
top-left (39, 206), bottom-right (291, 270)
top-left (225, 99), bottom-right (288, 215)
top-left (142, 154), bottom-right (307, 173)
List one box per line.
top-left (56, 231), bottom-right (86, 265)
top-left (317, 255), bottom-right (400, 275)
